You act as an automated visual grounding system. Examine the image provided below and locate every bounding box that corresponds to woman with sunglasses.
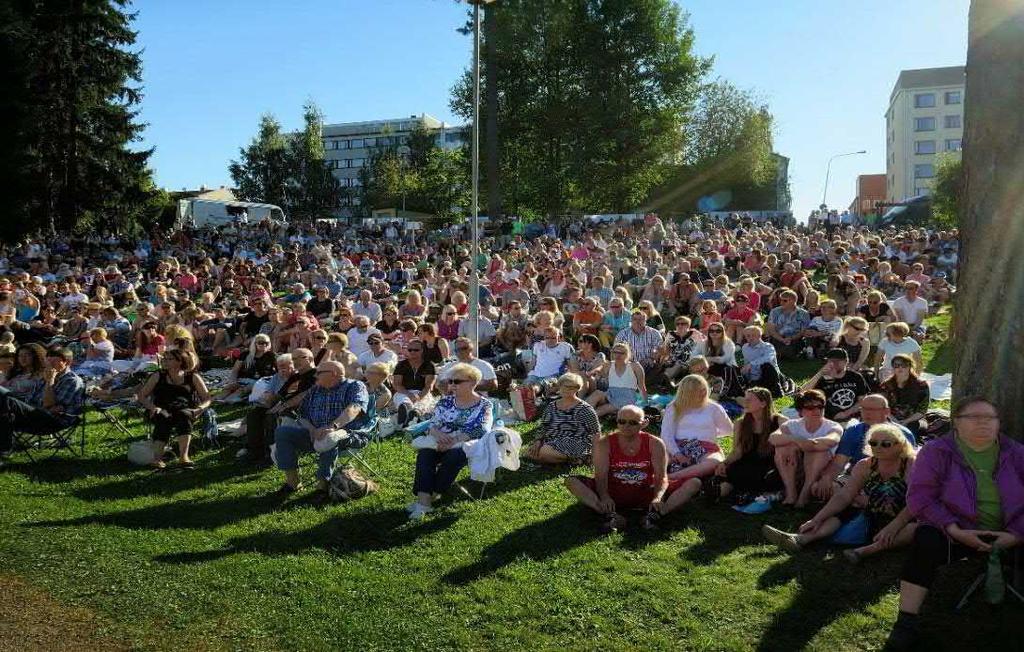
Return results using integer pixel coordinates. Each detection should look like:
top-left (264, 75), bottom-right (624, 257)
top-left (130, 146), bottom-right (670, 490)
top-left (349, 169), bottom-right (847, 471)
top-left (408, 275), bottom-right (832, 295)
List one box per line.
top-left (408, 362), bottom-right (492, 521)
top-left (769, 389), bottom-right (843, 507)
top-left (528, 372), bottom-right (600, 464)
top-left (886, 398), bottom-right (1024, 650)
top-left (879, 354), bottom-right (930, 438)
top-left (764, 423), bottom-right (917, 561)
top-left (437, 304), bottom-right (461, 343)
top-left (218, 334), bottom-right (277, 403)
top-left (136, 349), bottom-right (211, 471)
top-left (586, 342), bottom-right (647, 419)
top-left (831, 316), bottom-right (871, 372)
top-left (566, 405), bottom-right (692, 533)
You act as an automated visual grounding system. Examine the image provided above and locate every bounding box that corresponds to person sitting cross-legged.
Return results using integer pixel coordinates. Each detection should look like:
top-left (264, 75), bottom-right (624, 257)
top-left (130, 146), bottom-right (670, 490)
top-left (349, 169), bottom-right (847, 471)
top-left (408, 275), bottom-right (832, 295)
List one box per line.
top-left (660, 375), bottom-right (731, 493)
top-left (769, 389), bottom-right (843, 507)
top-left (271, 360), bottom-right (370, 502)
top-left (764, 423), bottom-right (918, 563)
top-left (565, 405), bottom-right (695, 533)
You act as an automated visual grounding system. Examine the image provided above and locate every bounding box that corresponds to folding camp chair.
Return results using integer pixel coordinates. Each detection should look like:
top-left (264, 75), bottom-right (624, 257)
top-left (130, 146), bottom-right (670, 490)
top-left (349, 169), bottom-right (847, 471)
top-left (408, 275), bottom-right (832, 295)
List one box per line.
top-left (955, 546), bottom-right (1024, 611)
top-left (13, 413), bottom-right (87, 462)
top-left (337, 418), bottom-right (384, 477)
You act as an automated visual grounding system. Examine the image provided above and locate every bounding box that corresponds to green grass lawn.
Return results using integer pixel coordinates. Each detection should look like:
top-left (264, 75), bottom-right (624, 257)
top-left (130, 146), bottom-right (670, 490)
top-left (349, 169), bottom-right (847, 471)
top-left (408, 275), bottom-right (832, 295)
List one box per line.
top-left (2, 310), bottom-right (1019, 651)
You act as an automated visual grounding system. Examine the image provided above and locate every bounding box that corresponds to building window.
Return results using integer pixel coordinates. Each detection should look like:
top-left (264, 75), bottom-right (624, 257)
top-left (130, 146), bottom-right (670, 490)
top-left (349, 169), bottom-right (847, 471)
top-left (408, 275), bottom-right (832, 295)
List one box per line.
top-left (914, 93), bottom-right (936, 108)
top-left (944, 115), bottom-right (962, 129)
top-left (946, 138), bottom-right (962, 151)
top-left (364, 137), bottom-right (376, 148)
top-left (350, 138), bottom-right (364, 149)
top-left (914, 164), bottom-right (934, 178)
top-left (914, 117), bottom-right (936, 131)
top-left (352, 158), bottom-right (365, 168)
top-left (945, 90), bottom-right (961, 105)
top-left (915, 187), bottom-right (931, 196)
top-left (338, 140), bottom-right (350, 150)
top-left (914, 140), bottom-right (936, 155)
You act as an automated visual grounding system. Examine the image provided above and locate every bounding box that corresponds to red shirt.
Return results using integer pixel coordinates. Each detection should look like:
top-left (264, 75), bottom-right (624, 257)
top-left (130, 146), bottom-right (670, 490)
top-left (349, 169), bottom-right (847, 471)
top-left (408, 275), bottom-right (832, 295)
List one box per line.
top-left (605, 432), bottom-right (659, 509)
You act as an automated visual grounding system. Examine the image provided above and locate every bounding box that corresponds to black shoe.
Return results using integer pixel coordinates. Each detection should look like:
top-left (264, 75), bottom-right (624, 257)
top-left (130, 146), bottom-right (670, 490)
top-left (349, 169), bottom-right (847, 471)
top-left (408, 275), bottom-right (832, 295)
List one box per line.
top-left (397, 403), bottom-right (411, 428)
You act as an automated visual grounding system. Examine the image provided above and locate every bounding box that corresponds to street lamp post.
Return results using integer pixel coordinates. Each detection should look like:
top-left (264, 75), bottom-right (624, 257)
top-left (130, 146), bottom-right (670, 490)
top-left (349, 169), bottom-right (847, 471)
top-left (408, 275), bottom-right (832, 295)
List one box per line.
top-left (466, 0), bottom-right (495, 352)
top-left (821, 149), bottom-right (867, 209)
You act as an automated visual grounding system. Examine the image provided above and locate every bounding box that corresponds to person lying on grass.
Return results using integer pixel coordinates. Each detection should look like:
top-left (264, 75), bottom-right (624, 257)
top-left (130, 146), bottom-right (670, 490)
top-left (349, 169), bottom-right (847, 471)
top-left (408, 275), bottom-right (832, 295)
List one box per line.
top-left (768, 389), bottom-right (842, 507)
top-left (763, 423), bottom-right (917, 563)
top-left (565, 405), bottom-right (700, 534)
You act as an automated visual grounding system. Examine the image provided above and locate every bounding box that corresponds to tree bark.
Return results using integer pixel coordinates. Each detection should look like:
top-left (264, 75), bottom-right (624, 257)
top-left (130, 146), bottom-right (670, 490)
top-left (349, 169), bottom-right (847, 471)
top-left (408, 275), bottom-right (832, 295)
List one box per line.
top-left (484, 2), bottom-right (501, 219)
top-left (953, 0), bottom-right (1024, 439)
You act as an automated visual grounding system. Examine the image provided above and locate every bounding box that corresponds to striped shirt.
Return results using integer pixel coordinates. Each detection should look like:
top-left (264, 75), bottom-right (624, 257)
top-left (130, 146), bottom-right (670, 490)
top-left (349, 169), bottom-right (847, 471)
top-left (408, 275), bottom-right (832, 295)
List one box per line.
top-left (615, 326), bottom-right (664, 367)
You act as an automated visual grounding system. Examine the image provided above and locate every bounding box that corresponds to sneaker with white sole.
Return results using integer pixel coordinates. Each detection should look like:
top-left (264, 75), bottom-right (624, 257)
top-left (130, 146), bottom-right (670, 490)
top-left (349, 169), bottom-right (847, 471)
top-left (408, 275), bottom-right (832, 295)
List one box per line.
top-left (763, 524), bottom-right (803, 553)
top-left (313, 429), bottom-right (349, 453)
top-left (408, 503), bottom-right (433, 520)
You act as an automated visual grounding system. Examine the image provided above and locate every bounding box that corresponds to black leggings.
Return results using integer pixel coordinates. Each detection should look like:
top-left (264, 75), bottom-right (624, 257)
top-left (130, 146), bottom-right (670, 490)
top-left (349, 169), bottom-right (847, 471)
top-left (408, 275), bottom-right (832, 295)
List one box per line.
top-left (151, 409), bottom-right (195, 442)
top-left (900, 524), bottom-right (973, 588)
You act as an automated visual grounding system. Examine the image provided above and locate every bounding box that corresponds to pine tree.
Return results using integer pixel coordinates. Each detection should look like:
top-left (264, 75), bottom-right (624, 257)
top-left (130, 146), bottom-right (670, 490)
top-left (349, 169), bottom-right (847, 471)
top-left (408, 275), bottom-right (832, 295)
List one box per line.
top-left (229, 114), bottom-right (292, 209)
top-left (2, 0), bottom-right (156, 237)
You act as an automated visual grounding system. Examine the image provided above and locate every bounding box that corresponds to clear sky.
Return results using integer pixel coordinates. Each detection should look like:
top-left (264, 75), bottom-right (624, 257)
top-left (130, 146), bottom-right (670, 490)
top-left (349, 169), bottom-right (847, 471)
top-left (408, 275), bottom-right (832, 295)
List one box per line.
top-left (135, 0), bottom-right (969, 219)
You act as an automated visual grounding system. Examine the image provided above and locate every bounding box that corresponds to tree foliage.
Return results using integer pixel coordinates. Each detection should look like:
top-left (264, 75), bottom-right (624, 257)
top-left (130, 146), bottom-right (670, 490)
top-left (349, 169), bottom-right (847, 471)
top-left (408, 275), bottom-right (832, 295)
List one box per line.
top-left (0, 0), bottom-right (156, 240)
top-left (229, 101), bottom-right (341, 220)
top-left (229, 114), bottom-right (291, 209)
top-left (451, 0), bottom-right (709, 217)
top-left (930, 153), bottom-right (962, 229)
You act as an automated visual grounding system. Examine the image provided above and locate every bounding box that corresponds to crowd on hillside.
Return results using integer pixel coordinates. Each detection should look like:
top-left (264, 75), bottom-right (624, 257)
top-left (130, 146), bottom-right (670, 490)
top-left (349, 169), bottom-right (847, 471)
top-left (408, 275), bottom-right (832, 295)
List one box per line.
top-left (0, 214), bottom-right (1018, 650)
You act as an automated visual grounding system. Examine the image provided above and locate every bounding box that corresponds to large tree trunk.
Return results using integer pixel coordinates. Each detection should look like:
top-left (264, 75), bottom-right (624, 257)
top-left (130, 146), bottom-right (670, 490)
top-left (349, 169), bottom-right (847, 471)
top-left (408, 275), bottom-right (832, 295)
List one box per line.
top-left (953, 0), bottom-right (1024, 439)
top-left (484, 2), bottom-right (501, 219)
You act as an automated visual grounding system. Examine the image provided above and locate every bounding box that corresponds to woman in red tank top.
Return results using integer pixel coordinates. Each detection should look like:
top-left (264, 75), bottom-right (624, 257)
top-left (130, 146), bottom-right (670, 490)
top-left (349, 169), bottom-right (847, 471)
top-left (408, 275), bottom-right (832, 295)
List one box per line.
top-left (566, 405), bottom-right (702, 533)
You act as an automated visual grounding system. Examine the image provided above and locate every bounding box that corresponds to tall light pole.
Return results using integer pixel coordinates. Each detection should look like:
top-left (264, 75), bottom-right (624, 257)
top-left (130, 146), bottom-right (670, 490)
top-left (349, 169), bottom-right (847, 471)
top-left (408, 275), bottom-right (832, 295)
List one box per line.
top-left (821, 149), bottom-right (867, 208)
top-left (466, 0), bottom-right (495, 351)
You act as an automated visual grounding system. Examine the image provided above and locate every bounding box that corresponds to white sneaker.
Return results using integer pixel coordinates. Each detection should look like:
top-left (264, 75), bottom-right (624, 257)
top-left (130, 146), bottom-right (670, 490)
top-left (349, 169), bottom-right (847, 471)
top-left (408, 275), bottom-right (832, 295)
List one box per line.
top-left (408, 503), bottom-right (433, 521)
top-left (235, 447), bottom-right (249, 459)
top-left (313, 429), bottom-right (349, 453)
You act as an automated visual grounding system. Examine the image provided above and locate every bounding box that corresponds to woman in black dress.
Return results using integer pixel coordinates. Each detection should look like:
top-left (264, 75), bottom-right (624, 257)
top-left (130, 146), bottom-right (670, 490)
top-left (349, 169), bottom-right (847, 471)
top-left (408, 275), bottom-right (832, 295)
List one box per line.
top-left (714, 387), bottom-right (785, 500)
top-left (136, 349), bottom-right (211, 470)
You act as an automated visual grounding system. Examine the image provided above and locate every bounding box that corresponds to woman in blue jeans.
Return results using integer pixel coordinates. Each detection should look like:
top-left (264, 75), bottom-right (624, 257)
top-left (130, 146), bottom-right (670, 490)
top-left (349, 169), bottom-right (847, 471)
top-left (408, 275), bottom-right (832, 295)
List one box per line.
top-left (408, 363), bottom-right (493, 521)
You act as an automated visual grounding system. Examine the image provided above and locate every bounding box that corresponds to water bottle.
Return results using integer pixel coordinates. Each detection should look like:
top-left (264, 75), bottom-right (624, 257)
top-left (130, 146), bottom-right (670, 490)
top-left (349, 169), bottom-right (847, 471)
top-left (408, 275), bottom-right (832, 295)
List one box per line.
top-left (984, 547), bottom-right (1005, 604)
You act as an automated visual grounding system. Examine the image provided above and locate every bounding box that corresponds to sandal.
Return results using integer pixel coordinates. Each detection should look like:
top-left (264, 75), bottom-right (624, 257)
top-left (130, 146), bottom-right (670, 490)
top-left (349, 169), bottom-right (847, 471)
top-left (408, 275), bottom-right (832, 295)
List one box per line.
top-left (178, 461), bottom-right (196, 471)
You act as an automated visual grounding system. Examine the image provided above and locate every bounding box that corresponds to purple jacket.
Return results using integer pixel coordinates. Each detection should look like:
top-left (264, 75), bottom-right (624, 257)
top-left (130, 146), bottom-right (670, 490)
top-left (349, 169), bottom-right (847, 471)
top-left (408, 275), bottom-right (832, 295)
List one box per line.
top-left (907, 434), bottom-right (1024, 538)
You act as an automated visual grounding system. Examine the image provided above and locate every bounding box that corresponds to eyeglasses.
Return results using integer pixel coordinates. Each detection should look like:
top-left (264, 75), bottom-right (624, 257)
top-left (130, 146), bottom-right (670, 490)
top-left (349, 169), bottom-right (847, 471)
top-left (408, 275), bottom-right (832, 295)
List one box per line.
top-left (892, 362), bottom-right (910, 369)
top-left (450, 378), bottom-right (473, 385)
top-left (406, 348), bottom-right (422, 352)
top-left (867, 440), bottom-right (895, 448)
top-left (850, 325), bottom-right (866, 331)
top-left (616, 419), bottom-right (641, 426)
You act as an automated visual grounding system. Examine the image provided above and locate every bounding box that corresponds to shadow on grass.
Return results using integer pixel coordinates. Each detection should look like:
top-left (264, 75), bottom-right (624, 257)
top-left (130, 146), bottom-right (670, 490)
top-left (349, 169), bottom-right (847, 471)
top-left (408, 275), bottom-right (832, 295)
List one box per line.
top-left (153, 508), bottom-right (458, 564)
top-left (3, 455), bottom-right (137, 485)
top-left (442, 506), bottom-right (599, 586)
top-left (754, 549), bottom-right (898, 652)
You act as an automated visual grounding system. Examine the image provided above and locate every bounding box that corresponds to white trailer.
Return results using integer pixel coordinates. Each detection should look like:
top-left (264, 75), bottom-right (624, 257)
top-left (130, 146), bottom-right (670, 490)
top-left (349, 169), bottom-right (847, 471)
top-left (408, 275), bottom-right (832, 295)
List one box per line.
top-left (177, 199), bottom-right (287, 229)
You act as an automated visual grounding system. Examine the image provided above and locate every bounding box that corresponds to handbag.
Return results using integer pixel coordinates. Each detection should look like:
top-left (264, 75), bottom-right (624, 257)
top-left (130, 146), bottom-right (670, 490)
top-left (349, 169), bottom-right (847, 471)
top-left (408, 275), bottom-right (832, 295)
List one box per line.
top-left (509, 383), bottom-right (538, 421)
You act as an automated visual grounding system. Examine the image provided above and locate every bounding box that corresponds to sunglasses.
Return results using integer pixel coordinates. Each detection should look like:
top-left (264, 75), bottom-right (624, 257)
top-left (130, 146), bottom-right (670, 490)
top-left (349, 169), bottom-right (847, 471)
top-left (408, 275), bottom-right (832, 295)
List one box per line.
top-left (867, 440), bottom-right (895, 448)
top-left (255, 341), bottom-right (270, 346)
top-left (406, 348), bottom-right (422, 352)
top-left (708, 329), bottom-right (723, 334)
top-left (616, 419), bottom-right (642, 426)
top-left (450, 378), bottom-right (473, 385)
top-left (315, 370), bottom-right (336, 375)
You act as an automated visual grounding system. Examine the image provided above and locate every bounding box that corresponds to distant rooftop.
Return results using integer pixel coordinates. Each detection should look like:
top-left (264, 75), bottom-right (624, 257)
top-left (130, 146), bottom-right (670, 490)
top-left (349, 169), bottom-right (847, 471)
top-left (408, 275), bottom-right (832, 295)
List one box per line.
top-left (322, 113), bottom-right (464, 137)
top-left (890, 66), bottom-right (965, 102)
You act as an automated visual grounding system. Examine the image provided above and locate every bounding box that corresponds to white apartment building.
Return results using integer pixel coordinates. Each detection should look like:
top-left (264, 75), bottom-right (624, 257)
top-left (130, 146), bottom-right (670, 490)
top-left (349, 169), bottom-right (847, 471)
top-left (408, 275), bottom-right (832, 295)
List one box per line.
top-left (885, 66), bottom-right (965, 202)
top-left (320, 114), bottom-right (467, 210)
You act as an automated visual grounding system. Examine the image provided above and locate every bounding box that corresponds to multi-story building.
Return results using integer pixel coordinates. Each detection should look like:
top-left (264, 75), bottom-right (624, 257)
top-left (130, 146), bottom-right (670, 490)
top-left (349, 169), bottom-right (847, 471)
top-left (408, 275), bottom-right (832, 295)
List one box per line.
top-left (320, 113), bottom-right (467, 212)
top-left (885, 66), bottom-right (965, 202)
top-left (848, 173), bottom-right (887, 217)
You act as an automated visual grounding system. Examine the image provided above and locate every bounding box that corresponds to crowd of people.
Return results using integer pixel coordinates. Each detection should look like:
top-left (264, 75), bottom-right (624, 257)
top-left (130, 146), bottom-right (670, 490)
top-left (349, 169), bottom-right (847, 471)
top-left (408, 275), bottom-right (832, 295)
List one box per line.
top-left (0, 214), bottom-right (1018, 650)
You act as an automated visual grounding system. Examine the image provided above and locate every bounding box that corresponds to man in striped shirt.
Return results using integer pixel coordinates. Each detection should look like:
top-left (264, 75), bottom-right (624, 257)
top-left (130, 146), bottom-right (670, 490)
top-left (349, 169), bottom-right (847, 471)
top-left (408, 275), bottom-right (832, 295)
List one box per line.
top-left (615, 311), bottom-right (664, 372)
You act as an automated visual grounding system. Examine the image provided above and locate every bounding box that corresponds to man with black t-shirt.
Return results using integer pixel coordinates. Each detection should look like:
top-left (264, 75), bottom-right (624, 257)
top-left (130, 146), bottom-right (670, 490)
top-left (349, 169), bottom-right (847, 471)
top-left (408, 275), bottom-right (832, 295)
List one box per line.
top-left (798, 348), bottom-right (869, 422)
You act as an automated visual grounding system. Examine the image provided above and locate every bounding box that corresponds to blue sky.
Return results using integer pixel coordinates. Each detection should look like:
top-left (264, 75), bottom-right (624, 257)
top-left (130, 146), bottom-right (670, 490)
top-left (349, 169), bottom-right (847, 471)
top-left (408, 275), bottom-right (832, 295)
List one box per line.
top-left (135, 0), bottom-right (969, 218)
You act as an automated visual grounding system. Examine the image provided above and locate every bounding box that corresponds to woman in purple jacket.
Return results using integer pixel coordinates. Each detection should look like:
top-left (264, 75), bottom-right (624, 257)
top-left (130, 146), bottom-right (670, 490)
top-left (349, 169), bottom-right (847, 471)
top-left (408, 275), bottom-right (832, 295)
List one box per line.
top-left (886, 397), bottom-right (1024, 650)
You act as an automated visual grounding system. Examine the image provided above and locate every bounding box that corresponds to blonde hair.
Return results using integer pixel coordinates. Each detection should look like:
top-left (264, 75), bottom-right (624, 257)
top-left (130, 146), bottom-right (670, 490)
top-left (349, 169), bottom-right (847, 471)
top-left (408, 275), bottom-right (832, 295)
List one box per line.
top-left (887, 322), bottom-right (911, 338)
top-left (863, 423), bottom-right (916, 459)
top-left (669, 374), bottom-right (710, 424)
top-left (610, 340), bottom-right (632, 360)
top-left (557, 372), bottom-right (584, 391)
top-left (447, 362), bottom-right (482, 384)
